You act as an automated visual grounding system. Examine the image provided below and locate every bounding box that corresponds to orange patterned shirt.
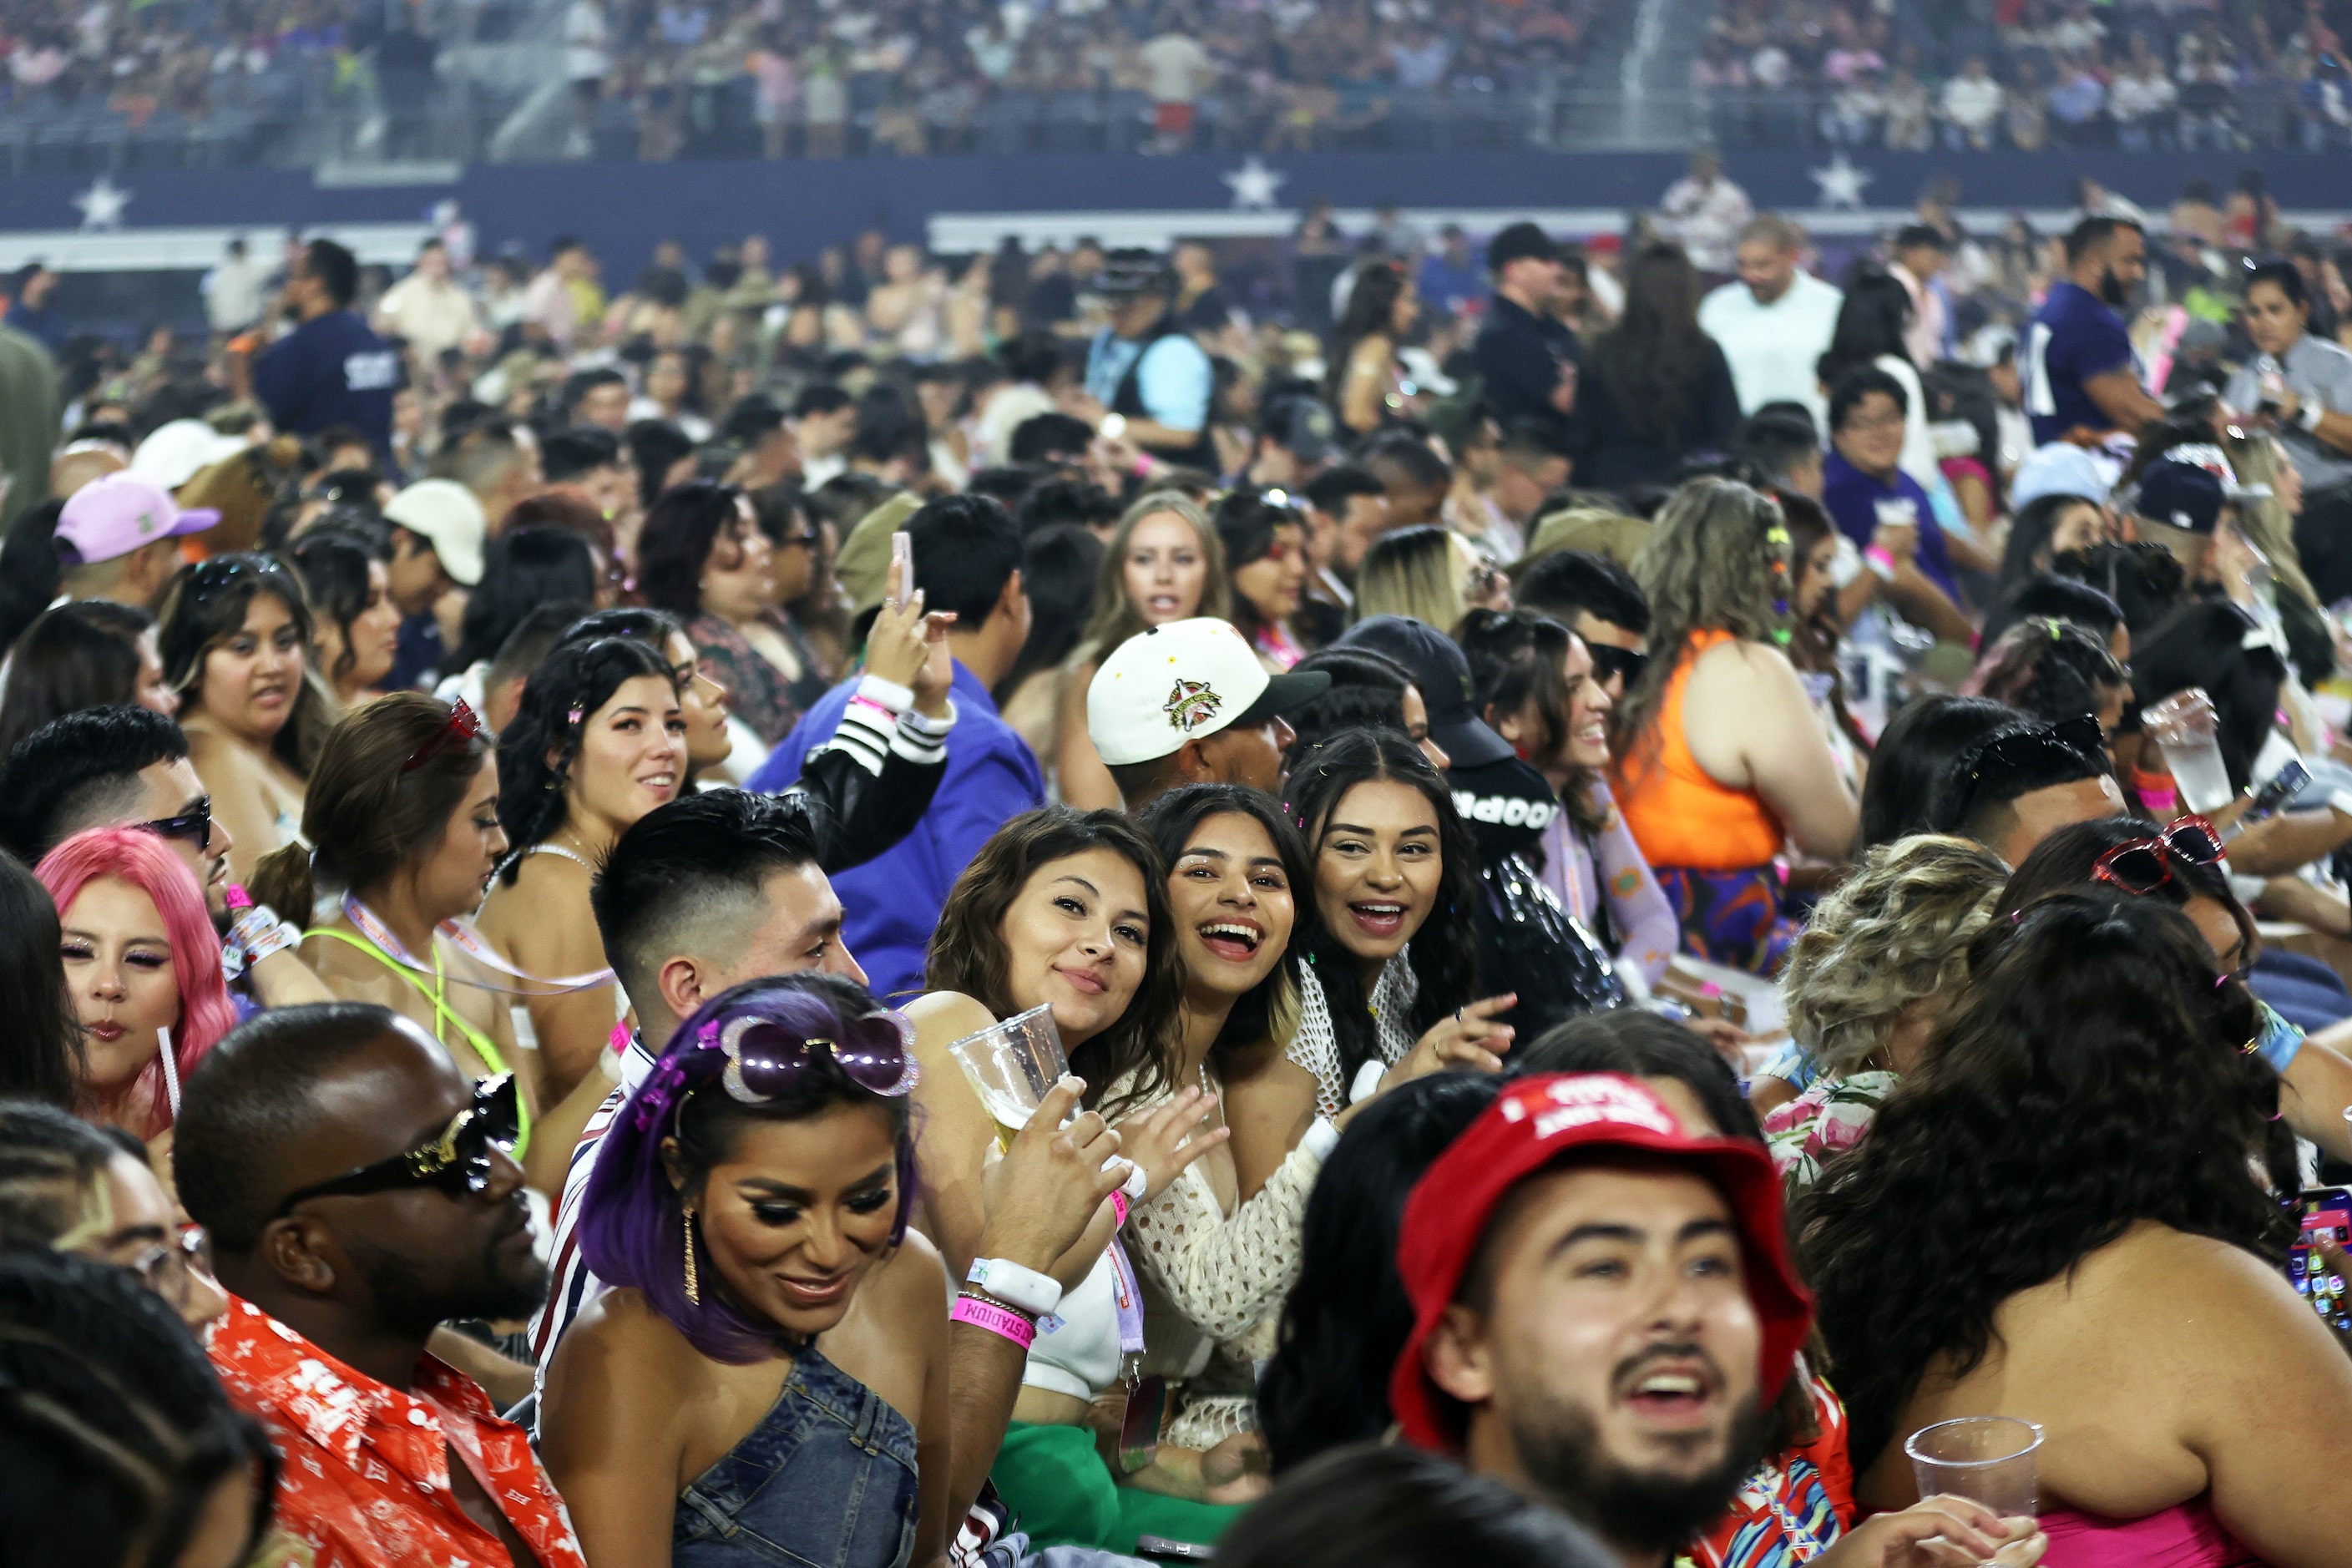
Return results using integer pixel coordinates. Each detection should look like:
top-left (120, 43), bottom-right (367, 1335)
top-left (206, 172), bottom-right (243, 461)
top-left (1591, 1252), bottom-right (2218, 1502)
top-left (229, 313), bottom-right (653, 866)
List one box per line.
top-left (208, 1294), bottom-right (587, 1568)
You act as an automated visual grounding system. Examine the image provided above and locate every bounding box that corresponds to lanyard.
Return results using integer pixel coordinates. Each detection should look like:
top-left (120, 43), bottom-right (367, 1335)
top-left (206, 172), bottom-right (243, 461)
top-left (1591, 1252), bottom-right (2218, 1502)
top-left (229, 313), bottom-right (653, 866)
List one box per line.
top-left (310, 904), bottom-right (533, 1156)
top-left (340, 894), bottom-right (615, 997)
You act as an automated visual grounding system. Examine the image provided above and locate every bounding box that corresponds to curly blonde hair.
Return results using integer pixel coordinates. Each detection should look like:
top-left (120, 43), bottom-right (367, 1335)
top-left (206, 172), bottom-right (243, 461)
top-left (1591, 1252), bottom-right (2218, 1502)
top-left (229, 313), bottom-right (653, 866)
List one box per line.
top-left (1783, 834), bottom-right (2009, 1076)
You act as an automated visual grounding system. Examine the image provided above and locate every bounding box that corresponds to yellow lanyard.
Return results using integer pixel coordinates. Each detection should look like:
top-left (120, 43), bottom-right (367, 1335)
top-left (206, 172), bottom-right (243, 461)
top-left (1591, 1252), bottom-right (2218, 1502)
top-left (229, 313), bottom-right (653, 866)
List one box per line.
top-left (306, 926), bottom-right (534, 1156)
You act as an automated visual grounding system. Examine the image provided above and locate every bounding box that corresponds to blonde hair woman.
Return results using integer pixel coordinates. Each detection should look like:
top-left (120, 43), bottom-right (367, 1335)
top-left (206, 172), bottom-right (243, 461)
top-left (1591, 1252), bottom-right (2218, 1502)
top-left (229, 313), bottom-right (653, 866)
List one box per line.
top-left (1055, 492), bottom-right (1232, 809)
top-left (1762, 834), bottom-right (2008, 1191)
top-left (1353, 524), bottom-right (1505, 632)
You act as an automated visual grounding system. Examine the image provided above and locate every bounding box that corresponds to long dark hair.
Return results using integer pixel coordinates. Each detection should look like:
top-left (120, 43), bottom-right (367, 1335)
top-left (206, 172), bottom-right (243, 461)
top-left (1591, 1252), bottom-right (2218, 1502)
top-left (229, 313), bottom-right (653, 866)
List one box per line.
top-left (1856, 695), bottom-right (2018, 852)
top-left (1257, 1073), bottom-right (1503, 1474)
top-left (0, 600), bottom-right (153, 756)
top-left (493, 635), bottom-right (679, 880)
top-left (1586, 241), bottom-right (1709, 444)
top-left (287, 528), bottom-right (386, 691)
top-left (1326, 262), bottom-right (1409, 407)
top-left (1212, 490), bottom-right (1297, 645)
top-left (1997, 816), bottom-right (2257, 965)
top-left (1456, 607), bottom-right (1604, 837)
top-left (1815, 270), bottom-right (1914, 390)
top-left (923, 807), bottom-right (1184, 1115)
top-left (451, 526), bottom-right (599, 671)
top-left (154, 553), bottom-right (331, 778)
top-left (1995, 493), bottom-right (2103, 601)
top-left (2129, 600), bottom-right (2288, 793)
top-left (1794, 892), bottom-right (2291, 1470)
top-left (1281, 730), bottom-right (1481, 1084)
top-left (0, 852), bottom-right (84, 1109)
top-left (635, 481), bottom-right (750, 621)
top-left (1139, 784), bottom-right (1313, 1058)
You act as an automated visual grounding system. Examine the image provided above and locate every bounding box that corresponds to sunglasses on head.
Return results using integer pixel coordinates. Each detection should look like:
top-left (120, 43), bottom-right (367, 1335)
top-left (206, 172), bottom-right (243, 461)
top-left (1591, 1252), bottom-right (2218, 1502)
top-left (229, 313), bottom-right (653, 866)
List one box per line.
top-left (1586, 644), bottom-right (1649, 688)
top-left (706, 1012), bottom-right (920, 1105)
top-left (2091, 814), bottom-right (2228, 895)
top-left (142, 797), bottom-right (212, 854)
top-left (269, 1074), bottom-right (521, 1219)
top-left (1948, 713), bottom-right (2107, 823)
top-left (402, 698), bottom-right (484, 773)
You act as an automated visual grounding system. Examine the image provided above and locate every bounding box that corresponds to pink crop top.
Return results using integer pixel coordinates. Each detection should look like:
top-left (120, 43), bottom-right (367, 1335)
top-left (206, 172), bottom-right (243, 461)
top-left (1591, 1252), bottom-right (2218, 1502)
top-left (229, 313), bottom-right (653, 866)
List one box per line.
top-left (2037, 1495), bottom-right (2260, 1567)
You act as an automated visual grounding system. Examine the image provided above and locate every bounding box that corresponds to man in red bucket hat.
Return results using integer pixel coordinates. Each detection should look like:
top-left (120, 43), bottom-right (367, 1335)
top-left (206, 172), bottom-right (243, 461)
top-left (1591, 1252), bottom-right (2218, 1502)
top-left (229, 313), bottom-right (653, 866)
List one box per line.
top-left (1388, 1074), bottom-right (2041, 1568)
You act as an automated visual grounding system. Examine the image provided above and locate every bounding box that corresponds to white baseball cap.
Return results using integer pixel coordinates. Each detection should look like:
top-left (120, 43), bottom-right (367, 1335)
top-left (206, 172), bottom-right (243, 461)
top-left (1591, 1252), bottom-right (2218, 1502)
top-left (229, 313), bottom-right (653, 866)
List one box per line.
top-left (1087, 618), bottom-right (1328, 766)
top-left (130, 419), bottom-right (250, 491)
top-left (382, 479), bottom-right (488, 587)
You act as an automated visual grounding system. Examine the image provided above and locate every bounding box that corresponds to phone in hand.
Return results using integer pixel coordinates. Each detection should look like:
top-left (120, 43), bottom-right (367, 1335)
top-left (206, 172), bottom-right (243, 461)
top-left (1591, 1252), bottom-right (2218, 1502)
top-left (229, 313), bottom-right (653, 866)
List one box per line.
top-left (2290, 1188), bottom-right (2352, 1334)
top-left (890, 530), bottom-right (913, 604)
top-left (2246, 759), bottom-right (2311, 822)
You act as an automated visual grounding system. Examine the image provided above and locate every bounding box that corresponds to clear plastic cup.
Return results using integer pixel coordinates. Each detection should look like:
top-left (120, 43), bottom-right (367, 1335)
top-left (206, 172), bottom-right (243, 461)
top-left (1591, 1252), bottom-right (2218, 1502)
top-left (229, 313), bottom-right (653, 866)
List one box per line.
top-left (2141, 688), bottom-right (2234, 815)
top-left (945, 1003), bottom-right (1069, 1147)
top-left (1904, 1415), bottom-right (2042, 1519)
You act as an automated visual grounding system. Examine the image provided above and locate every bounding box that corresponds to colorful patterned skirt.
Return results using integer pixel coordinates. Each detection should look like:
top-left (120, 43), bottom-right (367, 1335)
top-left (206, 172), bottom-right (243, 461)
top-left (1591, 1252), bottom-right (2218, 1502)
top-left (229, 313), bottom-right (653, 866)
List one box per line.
top-left (1653, 863), bottom-right (1798, 975)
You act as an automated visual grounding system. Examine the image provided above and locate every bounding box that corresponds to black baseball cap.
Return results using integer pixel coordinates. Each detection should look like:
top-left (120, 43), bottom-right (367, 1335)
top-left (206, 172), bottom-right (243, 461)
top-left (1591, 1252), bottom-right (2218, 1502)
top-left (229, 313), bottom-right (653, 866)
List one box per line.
top-left (2132, 460), bottom-right (2226, 536)
top-left (1486, 222), bottom-right (1559, 274)
top-left (1098, 248), bottom-right (1174, 297)
top-left (1335, 615), bottom-right (1515, 768)
top-left (1262, 396), bottom-right (1338, 464)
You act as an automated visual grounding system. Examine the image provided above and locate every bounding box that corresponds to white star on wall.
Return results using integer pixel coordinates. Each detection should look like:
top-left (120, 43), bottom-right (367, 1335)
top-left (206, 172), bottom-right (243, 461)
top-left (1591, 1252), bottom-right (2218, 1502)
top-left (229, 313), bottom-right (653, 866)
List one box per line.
top-left (1221, 155), bottom-right (1287, 211)
top-left (73, 175), bottom-right (131, 230)
top-left (1807, 153), bottom-right (1873, 210)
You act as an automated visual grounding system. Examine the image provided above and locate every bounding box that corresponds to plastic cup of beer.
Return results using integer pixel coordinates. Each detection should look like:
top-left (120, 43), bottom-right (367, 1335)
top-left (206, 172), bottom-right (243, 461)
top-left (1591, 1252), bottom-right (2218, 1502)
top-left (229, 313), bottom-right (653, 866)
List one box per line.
top-left (1904, 1416), bottom-right (2042, 1520)
top-left (945, 1003), bottom-right (1069, 1148)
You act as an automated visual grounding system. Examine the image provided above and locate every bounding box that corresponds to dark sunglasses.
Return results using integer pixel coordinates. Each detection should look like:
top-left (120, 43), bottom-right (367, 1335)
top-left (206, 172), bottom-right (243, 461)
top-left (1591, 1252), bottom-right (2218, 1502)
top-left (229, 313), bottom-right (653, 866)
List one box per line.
top-left (403, 698), bottom-right (485, 773)
top-left (142, 797), bottom-right (213, 854)
top-left (1947, 713), bottom-right (2107, 824)
top-left (269, 1074), bottom-right (520, 1219)
top-left (1586, 644), bottom-right (1649, 688)
top-left (2092, 814), bottom-right (2228, 895)
top-left (707, 1013), bottom-right (919, 1104)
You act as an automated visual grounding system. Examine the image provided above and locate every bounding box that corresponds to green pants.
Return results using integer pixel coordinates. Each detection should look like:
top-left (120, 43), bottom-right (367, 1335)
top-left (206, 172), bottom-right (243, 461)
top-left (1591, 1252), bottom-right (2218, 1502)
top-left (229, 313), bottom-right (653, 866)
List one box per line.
top-left (990, 1421), bottom-right (1243, 1555)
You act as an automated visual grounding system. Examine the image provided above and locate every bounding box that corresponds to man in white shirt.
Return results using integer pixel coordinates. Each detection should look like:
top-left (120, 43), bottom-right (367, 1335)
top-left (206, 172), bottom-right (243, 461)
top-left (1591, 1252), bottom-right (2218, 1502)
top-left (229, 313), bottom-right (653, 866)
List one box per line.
top-left (1659, 150), bottom-right (1753, 277)
top-left (563, 0), bottom-right (609, 157)
top-left (1697, 215), bottom-right (1844, 428)
top-left (1890, 224), bottom-right (1951, 369)
top-left (201, 238), bottom-right (270, 334)
top-left (373, 238), bottom-right (479, 366)
top-left (1139, 28), bottom-right (1215, 151)
top-left (1940, 55), bottom-right (2005, 148)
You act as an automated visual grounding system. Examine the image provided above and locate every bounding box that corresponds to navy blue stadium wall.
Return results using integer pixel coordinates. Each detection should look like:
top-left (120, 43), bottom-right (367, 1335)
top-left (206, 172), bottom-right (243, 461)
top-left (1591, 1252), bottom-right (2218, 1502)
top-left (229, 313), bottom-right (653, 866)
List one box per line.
top-left (1, 149), bottom-right (2342, 276)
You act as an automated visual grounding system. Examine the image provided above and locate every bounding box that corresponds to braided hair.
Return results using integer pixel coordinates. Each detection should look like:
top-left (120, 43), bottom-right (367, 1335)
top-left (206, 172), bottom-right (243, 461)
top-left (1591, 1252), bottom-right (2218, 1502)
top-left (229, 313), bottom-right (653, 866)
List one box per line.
top-left (494, 635), bottom-right (678, 884)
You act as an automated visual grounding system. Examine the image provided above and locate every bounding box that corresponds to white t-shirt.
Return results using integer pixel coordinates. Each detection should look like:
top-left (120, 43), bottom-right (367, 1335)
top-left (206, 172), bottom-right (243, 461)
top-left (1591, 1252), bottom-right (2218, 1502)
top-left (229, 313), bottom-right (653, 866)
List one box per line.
top-left (564, 0), bottom-right (609, 82)
top-left (1697, 270), bottom-right (1845, 429)
top-left (1139, 32), bottom-right (1212, 103)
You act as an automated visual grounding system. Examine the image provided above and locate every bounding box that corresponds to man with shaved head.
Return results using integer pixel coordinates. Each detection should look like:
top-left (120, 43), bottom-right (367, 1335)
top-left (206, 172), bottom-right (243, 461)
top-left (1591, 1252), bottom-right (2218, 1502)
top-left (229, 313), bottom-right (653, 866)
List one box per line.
top-left (175, 1002), bottom-right (584, 1566)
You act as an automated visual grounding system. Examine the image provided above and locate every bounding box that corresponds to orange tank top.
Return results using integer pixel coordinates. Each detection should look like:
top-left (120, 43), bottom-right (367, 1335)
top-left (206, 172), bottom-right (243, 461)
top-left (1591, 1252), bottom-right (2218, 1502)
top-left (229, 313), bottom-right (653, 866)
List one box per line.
top-left (1611, 630), bottom-right (1786, 871)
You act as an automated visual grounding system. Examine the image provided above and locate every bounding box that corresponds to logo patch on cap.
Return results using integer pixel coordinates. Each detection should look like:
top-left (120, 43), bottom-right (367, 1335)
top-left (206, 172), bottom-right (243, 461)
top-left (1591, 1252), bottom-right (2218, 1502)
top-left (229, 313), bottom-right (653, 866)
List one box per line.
top-left (1163, 678), bottom-right (1222, 734)
top-left (1499, 1075), bottom-right (1682, 1139)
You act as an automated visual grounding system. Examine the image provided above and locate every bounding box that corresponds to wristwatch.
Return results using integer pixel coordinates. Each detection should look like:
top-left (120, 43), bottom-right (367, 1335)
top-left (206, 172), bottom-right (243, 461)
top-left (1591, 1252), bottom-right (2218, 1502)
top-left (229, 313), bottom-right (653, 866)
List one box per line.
top-left (966, 1257), bottom-right (1064, 1318)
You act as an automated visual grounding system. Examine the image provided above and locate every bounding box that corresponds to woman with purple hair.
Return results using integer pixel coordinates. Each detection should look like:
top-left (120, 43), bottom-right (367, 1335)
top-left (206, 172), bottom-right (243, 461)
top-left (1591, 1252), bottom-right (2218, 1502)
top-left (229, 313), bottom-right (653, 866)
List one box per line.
top-left (538, 972), bottom-right (946, 1567)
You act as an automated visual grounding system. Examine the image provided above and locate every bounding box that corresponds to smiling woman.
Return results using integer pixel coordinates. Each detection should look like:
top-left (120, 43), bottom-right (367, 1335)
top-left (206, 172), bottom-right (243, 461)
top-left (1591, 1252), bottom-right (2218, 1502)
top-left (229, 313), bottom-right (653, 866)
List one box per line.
top-left (155, 553), bottom-right (335, 883)
top-left (478, 636), bottom-right (688, 1117)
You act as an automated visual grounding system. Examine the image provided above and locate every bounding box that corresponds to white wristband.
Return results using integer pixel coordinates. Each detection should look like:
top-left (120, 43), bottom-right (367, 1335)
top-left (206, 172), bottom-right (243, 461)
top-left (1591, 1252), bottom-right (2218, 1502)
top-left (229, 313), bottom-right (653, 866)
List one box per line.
top-left (1120, 1160), bottom-right (1147, 1201)
top-left (1299, 1115), bottom-right (1340, 1163)
top-left (1348, 1060), bottom-right (1388, 1105)
top-left (967, 1257), bottom-right (1064, 1318)
top-left (2303, 398), bottom-right (2326, 433)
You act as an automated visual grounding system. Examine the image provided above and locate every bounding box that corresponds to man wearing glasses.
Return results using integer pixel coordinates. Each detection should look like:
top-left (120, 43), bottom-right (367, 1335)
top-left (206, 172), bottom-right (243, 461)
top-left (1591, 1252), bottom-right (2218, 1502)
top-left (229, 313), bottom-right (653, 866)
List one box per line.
top-left (175, 1002), bottom-right (584, 1568)
top-left (0, 705), bottom-right (332, 1009)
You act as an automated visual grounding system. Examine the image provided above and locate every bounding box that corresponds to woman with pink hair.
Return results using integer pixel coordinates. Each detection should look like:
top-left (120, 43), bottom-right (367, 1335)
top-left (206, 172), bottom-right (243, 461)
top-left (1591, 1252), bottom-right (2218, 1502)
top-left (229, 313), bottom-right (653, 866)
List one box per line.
top-left (36, 827), bottom-right (236, 1141)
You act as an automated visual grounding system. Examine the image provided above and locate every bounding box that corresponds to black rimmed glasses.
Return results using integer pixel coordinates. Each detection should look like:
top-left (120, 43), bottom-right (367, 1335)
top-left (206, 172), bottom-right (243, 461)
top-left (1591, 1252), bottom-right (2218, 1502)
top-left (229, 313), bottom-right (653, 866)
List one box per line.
top-left (268, 1074), bottom-right (520, 1218)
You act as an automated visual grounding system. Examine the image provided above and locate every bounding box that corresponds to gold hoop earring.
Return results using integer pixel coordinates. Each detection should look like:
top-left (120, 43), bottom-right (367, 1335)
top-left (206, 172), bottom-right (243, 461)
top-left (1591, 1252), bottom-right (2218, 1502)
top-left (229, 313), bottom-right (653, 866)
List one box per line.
top-left (682, 1207), bottom-right (701, 1304)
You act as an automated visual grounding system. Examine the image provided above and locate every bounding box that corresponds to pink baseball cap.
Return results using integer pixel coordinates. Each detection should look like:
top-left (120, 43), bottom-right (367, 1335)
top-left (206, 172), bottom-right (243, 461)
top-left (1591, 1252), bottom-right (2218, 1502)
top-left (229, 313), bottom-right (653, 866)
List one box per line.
top-left (54, 472), bottom-right (219, 567)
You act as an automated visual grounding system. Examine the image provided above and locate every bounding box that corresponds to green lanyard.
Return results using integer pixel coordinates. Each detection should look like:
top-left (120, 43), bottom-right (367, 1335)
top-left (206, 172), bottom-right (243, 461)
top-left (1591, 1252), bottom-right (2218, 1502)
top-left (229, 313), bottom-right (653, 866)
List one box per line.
top-left (306, 925), bottom-right (534, 1157)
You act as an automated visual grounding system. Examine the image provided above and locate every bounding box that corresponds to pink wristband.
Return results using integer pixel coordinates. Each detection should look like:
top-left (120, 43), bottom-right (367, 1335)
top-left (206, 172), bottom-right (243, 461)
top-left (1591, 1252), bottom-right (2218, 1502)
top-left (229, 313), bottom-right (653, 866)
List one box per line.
top-left (952, 1293), bottom-right (1036, 1349)
top-left (1864, 546), bottom-right (1895, 571)
top-left (1110, 1189), bottom-right (1130, 1227)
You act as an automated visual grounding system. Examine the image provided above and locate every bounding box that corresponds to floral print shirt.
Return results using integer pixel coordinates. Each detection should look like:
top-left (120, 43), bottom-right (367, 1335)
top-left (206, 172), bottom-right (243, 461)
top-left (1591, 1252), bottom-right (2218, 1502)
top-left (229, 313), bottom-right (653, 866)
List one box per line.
top-left (209, 1293), bottom-right (587, 1568)
top-left (1762, 1069), bottom-right (1901, 1196)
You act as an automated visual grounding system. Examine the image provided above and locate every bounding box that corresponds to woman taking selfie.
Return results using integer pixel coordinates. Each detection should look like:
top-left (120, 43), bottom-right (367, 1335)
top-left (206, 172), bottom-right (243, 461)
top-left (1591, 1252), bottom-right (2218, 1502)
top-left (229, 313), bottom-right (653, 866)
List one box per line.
top-left (477, 636), bottom-right (688, 1106)
top-left (541, 974), bottom-right (945, 1568)
top-left (36, 827), bottom-right (235, 1146)
top-left (1056, 494), bottom-right (1231, 809)
top-left (1458, 607), bottom-right (1678, 991)
top-left (155, 554), bottom-right (334, 883)
top-left (0, 599), bottom-right (175, 754)
top-left (1612, 479), bottom-right (1857, 971)
top-left (1799, 893), bottom-right (2352, 1566)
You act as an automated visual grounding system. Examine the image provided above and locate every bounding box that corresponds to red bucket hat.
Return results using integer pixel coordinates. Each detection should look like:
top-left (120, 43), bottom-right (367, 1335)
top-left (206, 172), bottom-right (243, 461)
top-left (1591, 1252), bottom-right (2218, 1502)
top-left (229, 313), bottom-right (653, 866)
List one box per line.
top-left (1388, 1073), bottom-right (1813, 1452)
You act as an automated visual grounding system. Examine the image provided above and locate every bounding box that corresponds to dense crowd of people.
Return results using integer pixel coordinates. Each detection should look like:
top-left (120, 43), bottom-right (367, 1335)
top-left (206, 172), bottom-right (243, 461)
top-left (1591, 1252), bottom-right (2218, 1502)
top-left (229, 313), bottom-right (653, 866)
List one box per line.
top-left (10, 175), bottom-right (2352, 1568)
top-left (1697, 0), bottom-right (2352, 150)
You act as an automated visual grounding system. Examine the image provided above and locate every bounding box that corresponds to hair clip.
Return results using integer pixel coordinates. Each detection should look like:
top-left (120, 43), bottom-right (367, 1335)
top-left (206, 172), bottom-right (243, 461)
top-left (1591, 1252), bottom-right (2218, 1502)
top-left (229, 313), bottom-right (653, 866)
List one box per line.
top-left (566, 703), bottom-right (584, 727)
